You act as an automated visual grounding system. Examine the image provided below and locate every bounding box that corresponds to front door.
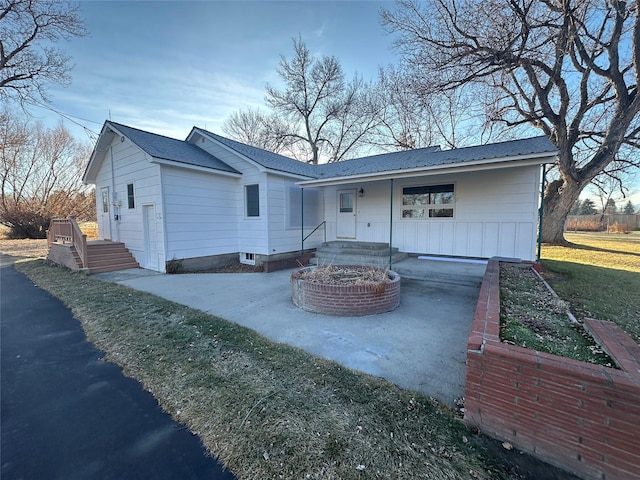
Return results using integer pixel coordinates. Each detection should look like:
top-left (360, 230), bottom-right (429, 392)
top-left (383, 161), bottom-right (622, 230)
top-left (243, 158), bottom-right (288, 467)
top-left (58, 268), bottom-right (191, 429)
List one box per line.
top-left (143, 204), bottom-right (158, 270)
top-left (336, 189), bottom-right (356, 239)
top-left (99, 187), bottom-right (112, 240)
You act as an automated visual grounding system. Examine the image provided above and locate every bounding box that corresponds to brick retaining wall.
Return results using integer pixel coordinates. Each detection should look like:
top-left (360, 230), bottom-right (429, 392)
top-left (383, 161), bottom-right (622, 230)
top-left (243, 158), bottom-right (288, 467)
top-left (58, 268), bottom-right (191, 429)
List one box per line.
top-left (465, 260), bottom-right (640, 480)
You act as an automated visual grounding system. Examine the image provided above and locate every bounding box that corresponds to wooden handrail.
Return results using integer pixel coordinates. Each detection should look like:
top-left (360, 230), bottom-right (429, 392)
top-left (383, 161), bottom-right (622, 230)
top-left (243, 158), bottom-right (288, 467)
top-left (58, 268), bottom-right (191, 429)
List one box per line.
top-left (47, 217), bottom-right (88, 268)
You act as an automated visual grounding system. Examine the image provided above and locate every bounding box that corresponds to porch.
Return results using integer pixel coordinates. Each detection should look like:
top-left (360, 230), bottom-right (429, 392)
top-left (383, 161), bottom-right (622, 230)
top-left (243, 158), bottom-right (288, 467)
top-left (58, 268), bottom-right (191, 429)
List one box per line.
top-left (312, 240), bottom-right (487, 287)
top-left (46, 218), bottom-right (139, 274)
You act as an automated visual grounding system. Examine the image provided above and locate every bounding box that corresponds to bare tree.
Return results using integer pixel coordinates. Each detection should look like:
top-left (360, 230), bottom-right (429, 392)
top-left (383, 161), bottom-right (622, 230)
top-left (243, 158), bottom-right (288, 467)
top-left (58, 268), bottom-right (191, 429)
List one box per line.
top-left (265, 37), bottom-right (381, 164)
top-left (382, 0), bottom-right (640, 243)
top-left (0, 0), bottom-right (87, 105)
top-left (222, 108), bottom-right (293, 153)
top-left (374, 65), bottom-right (494, 150)
top-left (0, 109), bottom-right (94, 238)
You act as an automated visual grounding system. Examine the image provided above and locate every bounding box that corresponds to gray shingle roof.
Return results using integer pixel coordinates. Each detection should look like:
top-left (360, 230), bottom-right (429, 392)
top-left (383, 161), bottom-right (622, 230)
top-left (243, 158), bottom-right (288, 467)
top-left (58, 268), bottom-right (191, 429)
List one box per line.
top-left (109, 122), bottom-right (240, 175)
top-left (198, 128), bottom-right (556, 180)
top-left (194, 128), bottom-right (318, 178)
top-left (108, 122), bottom-right (556, 181)
top-left (314, 136), bottom-right (557, 179)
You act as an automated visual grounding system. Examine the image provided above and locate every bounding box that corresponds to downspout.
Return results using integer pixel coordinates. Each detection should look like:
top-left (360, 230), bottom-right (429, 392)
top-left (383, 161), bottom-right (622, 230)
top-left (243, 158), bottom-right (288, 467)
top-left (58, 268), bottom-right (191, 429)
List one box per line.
top-left (301, 187), bottom-right (304, 252)
top-left (536, 164), bottom-right (547, 263)
top-left (109, 145), bottom-right (116, 241)
top-left (389, 179), bottom-right (394, 269)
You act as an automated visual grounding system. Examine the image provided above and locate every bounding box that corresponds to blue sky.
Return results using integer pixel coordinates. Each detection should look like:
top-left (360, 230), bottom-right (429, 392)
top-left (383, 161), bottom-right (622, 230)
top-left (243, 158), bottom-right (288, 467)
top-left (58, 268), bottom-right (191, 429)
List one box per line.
top-left (30, 0), bottom-right (396, 142)
top-left (26, 0), bottom-right (639, 207)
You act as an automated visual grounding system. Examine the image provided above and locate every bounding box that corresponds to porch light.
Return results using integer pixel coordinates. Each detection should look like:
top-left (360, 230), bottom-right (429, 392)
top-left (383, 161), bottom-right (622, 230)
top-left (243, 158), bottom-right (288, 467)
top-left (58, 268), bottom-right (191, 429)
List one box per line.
top-left (358, 188), bottom-right (364, 197)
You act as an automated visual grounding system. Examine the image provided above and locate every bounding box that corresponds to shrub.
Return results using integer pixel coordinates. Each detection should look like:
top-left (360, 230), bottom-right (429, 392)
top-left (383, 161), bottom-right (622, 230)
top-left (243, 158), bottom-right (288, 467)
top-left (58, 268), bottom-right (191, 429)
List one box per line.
top-left (608, 222), bottom-right (632, 234)
top-left (566, 218), bottom-right (602, 232)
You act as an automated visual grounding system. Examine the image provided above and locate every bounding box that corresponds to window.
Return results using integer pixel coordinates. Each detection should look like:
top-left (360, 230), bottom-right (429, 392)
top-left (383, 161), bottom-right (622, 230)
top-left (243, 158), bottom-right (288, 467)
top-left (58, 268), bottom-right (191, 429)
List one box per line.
top-left (127, 183), bottom-right (135, 209)
top-left (102, 189), bottom-right (109, 213)
top-left (288, 186), bottom-right (321, 228)
top-left (402, 184), bottom-right (454, 218)
top-left (245, 184), bottom-right (260, 217)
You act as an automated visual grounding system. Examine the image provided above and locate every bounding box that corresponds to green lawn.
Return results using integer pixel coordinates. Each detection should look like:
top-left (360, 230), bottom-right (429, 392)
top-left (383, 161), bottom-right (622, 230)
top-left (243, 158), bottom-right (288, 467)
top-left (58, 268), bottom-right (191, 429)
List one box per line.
top-left (541, 232), bottom-right (640, 344)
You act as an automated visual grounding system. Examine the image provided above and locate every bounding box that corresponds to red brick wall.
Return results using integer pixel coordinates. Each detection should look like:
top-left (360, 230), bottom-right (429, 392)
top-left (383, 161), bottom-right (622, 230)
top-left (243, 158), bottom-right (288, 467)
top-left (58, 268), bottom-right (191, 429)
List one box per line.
top-left (291, 267), bottom-right (401, 316)
top-left (465, 260), bottom-right (640, 480)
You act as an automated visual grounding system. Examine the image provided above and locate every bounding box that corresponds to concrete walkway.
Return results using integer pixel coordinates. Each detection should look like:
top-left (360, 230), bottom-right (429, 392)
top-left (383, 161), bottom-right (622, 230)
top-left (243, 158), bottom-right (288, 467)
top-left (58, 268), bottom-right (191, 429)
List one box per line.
top-left (97, 257), bottom-right (486, 404)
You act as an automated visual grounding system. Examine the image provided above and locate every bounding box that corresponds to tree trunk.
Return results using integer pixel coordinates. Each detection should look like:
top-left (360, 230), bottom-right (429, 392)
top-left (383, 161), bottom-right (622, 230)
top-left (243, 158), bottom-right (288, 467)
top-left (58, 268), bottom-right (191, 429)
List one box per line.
top-left (541, 179), bottom-right (583, 244)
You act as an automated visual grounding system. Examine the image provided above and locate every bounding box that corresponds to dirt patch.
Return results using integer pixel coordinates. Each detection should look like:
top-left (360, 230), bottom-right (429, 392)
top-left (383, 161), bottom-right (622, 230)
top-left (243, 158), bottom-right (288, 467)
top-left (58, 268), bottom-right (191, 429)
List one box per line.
top-left (500, 264), bottom-right (615, 367)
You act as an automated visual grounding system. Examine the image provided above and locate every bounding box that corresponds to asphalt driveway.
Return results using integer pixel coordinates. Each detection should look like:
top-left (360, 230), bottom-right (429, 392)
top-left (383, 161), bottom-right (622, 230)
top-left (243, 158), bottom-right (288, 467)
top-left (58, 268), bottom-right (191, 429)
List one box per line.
top-left (1, 262), bottom-right (235, 480)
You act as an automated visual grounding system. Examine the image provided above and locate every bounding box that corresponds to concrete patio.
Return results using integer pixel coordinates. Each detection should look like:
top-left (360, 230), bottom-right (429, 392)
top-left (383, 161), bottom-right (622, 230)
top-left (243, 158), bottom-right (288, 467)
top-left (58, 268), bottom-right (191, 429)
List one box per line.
top-left (95, 257), bottom-right (487, 405)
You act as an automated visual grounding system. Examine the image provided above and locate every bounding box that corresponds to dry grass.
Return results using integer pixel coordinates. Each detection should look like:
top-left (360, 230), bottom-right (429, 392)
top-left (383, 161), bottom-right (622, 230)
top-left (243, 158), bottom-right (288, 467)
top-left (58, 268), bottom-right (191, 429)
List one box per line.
top-left (0, 221), bottom-right (98, 259)
top-left (299, 265), bottom-right (391, 285)
top-left (565, 218), bottom-right (601, 232)
top-left (14, 258), bottom-right (512, 480)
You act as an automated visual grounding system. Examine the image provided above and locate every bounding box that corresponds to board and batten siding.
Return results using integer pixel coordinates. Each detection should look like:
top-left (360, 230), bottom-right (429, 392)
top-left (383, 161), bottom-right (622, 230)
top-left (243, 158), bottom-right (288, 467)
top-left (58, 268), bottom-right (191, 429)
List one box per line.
top-left (94, 135), bottom-right (164, 268)
top-left (323, 166), bottom-right (541, 261)
top-left (161, 166), bottom-right (239, 260)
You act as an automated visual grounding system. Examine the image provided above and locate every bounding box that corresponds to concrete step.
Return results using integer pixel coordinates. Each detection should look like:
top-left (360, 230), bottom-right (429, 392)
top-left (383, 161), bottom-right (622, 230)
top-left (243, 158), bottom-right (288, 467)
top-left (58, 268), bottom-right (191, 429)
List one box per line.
top-left (314, 251), bottom-right (408, 268)
top-left (318, 245), bottom-right (401, 257)
top-left (321, 241), bottom-right (390, 250)
top-left (391, 257), bottom-right (487, 287)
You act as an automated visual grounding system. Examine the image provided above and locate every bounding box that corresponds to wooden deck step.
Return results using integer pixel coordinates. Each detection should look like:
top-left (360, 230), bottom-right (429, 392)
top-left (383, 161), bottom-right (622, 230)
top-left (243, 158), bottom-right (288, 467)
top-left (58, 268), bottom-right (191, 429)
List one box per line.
top-left (86, 241), bottom-right (139, 274)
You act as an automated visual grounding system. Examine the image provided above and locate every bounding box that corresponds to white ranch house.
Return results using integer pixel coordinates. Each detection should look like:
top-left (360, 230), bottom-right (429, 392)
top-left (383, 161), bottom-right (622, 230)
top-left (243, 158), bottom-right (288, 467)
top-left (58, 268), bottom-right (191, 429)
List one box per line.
top-left (81, 121), bottom-right (558, 272)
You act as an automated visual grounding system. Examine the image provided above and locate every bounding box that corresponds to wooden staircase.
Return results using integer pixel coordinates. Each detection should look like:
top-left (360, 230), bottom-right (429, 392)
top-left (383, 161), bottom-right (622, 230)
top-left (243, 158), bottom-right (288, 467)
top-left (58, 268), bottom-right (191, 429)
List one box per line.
top-left (312, 241), bottom-right (408, 268)
top-left (84, 241), bottom-right (140, 274)
top-left (47, 240), bottom-right (140, 274)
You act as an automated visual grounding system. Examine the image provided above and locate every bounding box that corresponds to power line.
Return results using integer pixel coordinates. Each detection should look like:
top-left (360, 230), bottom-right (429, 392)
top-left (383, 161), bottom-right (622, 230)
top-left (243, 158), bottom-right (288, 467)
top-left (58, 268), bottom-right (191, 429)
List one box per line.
top-left (25, 100), bottom-right (102, 141)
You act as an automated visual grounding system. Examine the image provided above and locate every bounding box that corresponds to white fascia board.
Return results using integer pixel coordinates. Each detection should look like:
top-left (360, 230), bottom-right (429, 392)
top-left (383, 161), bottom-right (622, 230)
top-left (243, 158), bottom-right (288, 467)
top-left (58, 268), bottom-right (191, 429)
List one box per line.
top-left (149, 157), bottom-right (242, 177)
top-left (188, 128), bottom-right (268, 173)
top-left (298, 154), bottom-right (557, 187)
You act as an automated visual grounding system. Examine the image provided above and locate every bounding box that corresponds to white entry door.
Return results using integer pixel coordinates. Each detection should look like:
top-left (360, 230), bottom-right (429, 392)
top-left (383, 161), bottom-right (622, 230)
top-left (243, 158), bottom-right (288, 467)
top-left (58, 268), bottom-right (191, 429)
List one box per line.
top-left (99, 187), bottom-right (112, 240)
top-left (336, 189), bottom-right (357, 239)
top-left (143, 205), bottom-right (158, 270)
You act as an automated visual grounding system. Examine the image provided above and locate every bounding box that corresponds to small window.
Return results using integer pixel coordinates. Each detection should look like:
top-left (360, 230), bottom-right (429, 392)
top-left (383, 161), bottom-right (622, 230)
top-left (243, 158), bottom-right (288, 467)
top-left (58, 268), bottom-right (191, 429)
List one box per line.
top-left (245, 184), bottom-right (260, 217)
top-left (127, 183), bottom-right (135, 209)
top-left (402, 184), bottom-right (454, 219)
top-left (102, 189), bottom-right (109, 213)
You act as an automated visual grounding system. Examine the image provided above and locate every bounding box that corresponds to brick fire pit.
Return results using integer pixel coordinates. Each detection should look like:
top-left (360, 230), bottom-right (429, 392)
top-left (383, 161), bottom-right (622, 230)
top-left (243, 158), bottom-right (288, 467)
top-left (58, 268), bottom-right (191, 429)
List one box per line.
top-left (290, 266), bottom-right (401, 316)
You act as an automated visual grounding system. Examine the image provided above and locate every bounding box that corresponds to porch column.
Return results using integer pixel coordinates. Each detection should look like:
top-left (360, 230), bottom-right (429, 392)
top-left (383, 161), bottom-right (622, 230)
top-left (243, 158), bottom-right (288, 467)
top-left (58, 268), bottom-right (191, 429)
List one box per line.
top-left (389, 178), bottom-right (393, 269)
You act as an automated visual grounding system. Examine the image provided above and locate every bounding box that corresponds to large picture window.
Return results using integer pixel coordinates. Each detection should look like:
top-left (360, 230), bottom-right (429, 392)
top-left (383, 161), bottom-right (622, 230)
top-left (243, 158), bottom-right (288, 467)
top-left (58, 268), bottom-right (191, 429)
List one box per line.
top-left (402, 184), bottom-right (454, 218)
top-left (245, 184), bottom-right (260, 217)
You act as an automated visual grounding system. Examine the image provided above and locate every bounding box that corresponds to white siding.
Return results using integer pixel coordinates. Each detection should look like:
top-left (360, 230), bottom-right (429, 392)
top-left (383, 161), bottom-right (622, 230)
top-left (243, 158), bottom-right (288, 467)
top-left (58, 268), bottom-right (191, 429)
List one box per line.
top-left (161, 166), bottom-right (239, 260)
top-left (194, 137), bottom-right (270, 255)
top-left (93, 136), bottom-right (164, 269)
top-left (323, 166), bottom-right (541, 261)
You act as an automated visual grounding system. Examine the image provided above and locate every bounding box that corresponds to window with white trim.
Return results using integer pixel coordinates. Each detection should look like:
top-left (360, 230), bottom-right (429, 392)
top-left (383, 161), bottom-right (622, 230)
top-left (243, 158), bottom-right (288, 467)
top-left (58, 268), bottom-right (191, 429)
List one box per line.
top-left (127, 183), bottom-right (135, 209)
top-left (245, 184), bottom-right (260, 217)
top-left (402, 184), bottom-right (455, 218)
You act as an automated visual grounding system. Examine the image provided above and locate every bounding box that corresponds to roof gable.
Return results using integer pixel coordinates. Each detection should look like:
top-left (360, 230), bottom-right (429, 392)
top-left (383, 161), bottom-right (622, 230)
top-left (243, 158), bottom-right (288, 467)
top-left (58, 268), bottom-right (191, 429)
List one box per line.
top-left (108, 122), bottom-right (240, 174)
top-left (84, 122), bottom-right (240, 184)
top-left (191, 128), bottom-right (319, 178)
